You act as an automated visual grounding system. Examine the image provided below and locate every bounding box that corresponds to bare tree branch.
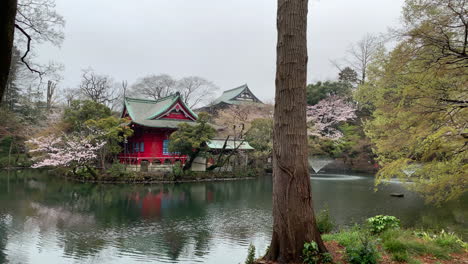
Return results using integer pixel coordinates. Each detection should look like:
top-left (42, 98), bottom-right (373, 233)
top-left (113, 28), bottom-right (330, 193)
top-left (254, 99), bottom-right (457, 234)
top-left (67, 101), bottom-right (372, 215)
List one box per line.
top-left (14, 23), bottom-right (42, 76)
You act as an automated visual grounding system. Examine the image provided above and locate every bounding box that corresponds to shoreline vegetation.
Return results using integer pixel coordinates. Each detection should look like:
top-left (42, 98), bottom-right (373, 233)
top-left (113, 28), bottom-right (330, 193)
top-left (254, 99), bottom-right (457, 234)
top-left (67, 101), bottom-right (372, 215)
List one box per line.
top-left (249, 213), bottom-right (468, 264)
top-left (49, 166), bottom-right (263, 184)
top-left (0, 164), bottom-right (378, 185)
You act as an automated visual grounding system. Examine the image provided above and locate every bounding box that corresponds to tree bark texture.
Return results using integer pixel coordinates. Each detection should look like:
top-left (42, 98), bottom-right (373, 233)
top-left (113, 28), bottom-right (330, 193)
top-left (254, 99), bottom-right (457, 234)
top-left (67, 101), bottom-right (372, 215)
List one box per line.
top-left (0, 0), bottom-right (17, 104)
top-left (265, 0), bottom-right (327, 262)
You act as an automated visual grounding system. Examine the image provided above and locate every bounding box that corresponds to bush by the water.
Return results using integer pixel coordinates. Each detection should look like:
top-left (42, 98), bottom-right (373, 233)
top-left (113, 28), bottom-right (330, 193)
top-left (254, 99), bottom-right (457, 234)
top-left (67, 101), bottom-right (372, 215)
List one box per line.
top-left (345, 233), bottom-right (380, 264)
top-left (301, 241), bottom-right (333, 264)
top-left (72, 166), bottom-right (97, 178)
top-left (366, 215), bottom-right (400, 234)
top-left (108, 162), bottom-right (128, 177)
top-left (172, 161), bottom-right (184, 180)
top-left (0, 137), bottom-right (32, 168)
top-left (316, 207), bottom-right (334, 233)
top-left (382, 229), bottom-right (467, 260)
top-left (302, 241), bottom-right (320, 264)
top-left (244, 244), bottom-right (255, 264)
top-left (322, 215), bottom-right (467, 264)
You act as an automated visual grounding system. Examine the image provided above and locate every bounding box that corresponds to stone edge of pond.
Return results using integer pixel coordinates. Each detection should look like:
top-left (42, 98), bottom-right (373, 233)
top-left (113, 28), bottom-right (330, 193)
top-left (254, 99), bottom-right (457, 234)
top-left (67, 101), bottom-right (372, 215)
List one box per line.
top-left (68, 176), bottom-right (259, 184)
top-left (45, 167), bottom-right (270, 184)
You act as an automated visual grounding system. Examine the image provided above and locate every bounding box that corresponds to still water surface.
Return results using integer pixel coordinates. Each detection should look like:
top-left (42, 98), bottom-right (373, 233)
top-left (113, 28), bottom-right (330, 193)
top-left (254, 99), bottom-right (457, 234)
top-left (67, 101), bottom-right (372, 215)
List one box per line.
top-left (0, 170), bottom-right (466, 264)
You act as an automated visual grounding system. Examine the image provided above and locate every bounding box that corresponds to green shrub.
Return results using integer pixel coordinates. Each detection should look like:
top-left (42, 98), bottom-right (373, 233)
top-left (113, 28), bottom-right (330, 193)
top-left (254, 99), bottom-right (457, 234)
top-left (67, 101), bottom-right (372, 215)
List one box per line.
top-left (345, 235), bottom-right (379, 264)
top-left (74, 166), bottom-right (96, 178)
top-left (320, 252), bottom-right (333, 264)
top-left (302, 241), bottom-right (320, 264)
top-left (107, 162), bottom-right (127, 177)
top-left (0, 154), bottom-right (33, 168)
top-left (244, 244), bottom-right (255, 264)
top-left (316, 207), bottom-right (334, 233)
top-left (381, 229), bottom-right (452, 260)
top-left (322, 226), bottom-right (361, 248)
top-left (392, 251), bottom-right (409, 262)
top-left (366, 215), bottom-right (400, 234)
top-left (302, 241), bottom-right (334, 264)
top-left (383, 239), bottom-right (407, 253)
top-left (432, 230), bottom-right (466, 252)
top-left (172, 161), bottom-right (183, 180)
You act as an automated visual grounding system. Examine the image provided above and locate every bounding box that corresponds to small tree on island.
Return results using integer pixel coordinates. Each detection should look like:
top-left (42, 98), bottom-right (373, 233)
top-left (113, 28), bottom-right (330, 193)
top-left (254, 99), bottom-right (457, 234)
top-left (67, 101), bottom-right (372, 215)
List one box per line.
top-left (169, 112), bottom-right (216, 171)
top-left (26, 133), bottom-right (106, 176)
top-left (84, 116), bottom-right (133, 169)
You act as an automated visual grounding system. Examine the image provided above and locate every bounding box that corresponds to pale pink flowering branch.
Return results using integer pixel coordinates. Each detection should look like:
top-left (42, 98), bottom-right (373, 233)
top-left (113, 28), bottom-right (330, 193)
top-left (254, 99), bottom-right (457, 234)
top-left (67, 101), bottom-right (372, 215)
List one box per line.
top-left (26, 134), bottom-right (106, 168)
top-left (306, 95), bottom-right (356, 139)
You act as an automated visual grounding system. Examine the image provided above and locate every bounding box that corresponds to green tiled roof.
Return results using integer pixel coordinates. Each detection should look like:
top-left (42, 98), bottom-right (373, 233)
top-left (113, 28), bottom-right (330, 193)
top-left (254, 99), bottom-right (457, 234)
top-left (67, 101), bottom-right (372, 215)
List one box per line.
top-left (123, 94), bottom-right (198, 128)
top-left (207, 139), bottom-right (254, 150)
top-left (211, 84), bottom-right (262, 105)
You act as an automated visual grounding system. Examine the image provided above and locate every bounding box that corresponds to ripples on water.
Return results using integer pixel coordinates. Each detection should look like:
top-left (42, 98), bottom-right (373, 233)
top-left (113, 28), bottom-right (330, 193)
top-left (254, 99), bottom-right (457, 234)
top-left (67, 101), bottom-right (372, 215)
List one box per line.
top-left (311, 173), bottom-right (364, 181)
top-left (0, 170), bottom-right (466, 264)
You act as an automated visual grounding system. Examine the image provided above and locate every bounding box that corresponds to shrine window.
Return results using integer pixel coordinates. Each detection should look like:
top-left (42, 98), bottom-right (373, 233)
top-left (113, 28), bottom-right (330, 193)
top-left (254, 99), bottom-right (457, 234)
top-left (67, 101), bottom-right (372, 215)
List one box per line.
top-left (163, 140), bottom-right (170, 155)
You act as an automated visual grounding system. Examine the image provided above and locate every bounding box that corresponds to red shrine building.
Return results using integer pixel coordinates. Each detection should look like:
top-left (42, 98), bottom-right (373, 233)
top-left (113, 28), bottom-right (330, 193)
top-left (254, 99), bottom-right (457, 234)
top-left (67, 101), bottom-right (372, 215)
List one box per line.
top-left (119, 93), bottom-right (198, 166)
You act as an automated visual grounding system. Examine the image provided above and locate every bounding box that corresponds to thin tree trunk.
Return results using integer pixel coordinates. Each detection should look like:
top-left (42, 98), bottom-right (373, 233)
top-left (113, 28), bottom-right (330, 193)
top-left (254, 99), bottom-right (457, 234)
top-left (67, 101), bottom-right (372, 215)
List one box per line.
top-left (8, 139), bottom-right (14, 169)
top-left (264, 0), bottom-right (327, 262)
top-left (0, 0), bottom-right (17, 104)
top-left (183, 149), bottom-right (200, 171)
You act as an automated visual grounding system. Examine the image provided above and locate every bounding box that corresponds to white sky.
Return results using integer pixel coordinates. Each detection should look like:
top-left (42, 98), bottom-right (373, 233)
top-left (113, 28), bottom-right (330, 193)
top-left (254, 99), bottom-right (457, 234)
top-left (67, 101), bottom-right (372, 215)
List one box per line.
top-left (37, 0), bottom-right (405, 104)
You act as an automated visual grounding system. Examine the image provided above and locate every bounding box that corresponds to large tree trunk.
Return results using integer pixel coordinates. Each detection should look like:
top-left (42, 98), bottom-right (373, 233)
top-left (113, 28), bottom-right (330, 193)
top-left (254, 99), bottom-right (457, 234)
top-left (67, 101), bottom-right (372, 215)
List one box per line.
top-left (0, 0), bottom-right (17, 104)
top-left (264, 0), bottom-right (327, 262)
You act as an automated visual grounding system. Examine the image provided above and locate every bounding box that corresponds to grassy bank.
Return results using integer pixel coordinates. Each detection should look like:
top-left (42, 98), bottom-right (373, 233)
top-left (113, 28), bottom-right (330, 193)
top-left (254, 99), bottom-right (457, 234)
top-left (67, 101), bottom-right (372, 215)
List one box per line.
top-left (323, 227), bottom-right (467, 263)
top-left (249, 213), bottom-right (467, 264)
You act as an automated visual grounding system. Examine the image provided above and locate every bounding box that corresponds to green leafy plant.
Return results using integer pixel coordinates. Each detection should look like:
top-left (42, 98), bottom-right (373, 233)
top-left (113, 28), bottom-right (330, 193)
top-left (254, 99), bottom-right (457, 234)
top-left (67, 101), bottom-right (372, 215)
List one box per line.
top-left (366, 215), bottom-right (400, 234)
top-left (169, 112), bottom-right (216, 171)
top-left (244, 244), bottom-right (255, 264)
top-left (172, 161), bottom-right (183, 180)
top-left (316, 207), bottom-right (334, 233)
top-left (320, 252), bottom-right (333, 264)
top-left (416, 230), bottom-right (467, 252)
top-left (346, 234), bottom-right (379, 264)
top-left (107, 161), bottom-right (127, 177)
top-left (302, 241), bottom-right (320, 264)
top-left (322, 225), bottom-right (361, 248)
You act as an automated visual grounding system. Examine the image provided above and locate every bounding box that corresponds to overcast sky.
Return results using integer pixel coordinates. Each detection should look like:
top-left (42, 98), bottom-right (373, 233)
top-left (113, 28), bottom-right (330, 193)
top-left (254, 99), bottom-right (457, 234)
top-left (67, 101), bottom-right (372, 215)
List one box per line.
top-left (37, 0), bottom-right (405, 103)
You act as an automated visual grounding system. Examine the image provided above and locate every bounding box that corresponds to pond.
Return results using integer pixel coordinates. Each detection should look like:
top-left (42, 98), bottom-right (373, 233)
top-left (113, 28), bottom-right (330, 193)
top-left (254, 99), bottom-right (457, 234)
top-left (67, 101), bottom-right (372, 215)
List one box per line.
top-left (0, 170), bottom-right (466, 263)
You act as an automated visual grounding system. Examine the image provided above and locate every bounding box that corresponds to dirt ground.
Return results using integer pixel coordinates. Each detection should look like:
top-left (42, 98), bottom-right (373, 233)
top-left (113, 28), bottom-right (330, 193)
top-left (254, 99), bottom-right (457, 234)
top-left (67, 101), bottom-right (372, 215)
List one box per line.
top-left (254, 241), bottom-right (468, 264)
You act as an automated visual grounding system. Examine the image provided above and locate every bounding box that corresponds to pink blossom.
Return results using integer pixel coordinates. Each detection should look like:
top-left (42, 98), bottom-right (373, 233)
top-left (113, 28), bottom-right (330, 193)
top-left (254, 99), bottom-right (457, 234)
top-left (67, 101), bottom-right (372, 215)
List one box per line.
top-left (26, 134), bottom-right (106, 168)
top-left (306, 95), bottom-right (356, 139)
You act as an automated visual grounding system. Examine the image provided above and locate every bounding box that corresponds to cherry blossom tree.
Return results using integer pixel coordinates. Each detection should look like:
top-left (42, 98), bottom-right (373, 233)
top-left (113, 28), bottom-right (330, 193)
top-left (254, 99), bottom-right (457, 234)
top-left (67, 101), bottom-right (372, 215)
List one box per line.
top-left (306, 95), bottom-right (356, 139)
top-left (26, 134), bottom-right (105, 170)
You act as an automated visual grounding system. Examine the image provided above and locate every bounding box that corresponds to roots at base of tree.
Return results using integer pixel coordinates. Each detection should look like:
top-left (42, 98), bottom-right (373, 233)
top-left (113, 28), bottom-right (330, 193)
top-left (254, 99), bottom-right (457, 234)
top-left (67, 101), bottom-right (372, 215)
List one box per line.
top-left (258, 231), bottom-right (328, 264)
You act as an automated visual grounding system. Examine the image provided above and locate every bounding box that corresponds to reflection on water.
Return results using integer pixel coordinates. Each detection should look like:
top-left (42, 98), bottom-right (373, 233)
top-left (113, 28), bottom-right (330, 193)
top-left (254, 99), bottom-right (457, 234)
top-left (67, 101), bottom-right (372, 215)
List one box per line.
top-left (0, 170), bottom-right (466, 264)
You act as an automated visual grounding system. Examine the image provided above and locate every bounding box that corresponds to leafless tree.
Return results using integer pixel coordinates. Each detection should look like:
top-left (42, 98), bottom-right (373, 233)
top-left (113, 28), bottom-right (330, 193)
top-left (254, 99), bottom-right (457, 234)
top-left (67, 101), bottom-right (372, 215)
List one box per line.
top-left (14, 0), bottom-right (64, 76)
top-left (345, 34), bottom-right (382, 84)
top-left (62, 87), bottom-right (81, 106)
top-left (80, 68), bottom-right (118, 105)
top-left (131, 74), bottom-right (176, 100)
top-left (108, 80), bottom-right (128, 112)
top-left (177, 76), bottom-right (218, 108)
top-left (46, 80), bottom-right (56, 110)
top-left (1, 0), bottom-right (64, 104)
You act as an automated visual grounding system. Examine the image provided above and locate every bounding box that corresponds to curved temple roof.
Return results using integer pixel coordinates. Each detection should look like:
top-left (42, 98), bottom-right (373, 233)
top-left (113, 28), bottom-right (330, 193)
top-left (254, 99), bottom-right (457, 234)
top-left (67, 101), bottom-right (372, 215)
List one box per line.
top-left (211, 84), bottom-right (263, 106)
top-left (122, 94), bottom-right (198, 128)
